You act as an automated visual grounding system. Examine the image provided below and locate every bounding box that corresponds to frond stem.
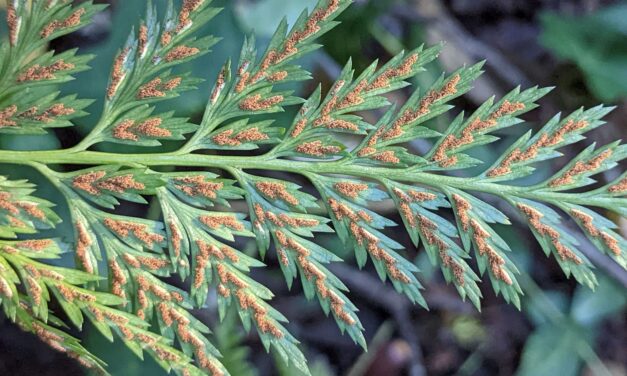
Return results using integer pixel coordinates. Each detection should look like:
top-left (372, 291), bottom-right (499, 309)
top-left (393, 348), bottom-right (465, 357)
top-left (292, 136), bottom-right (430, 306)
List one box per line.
top-left (0, 149), bottom-right (612, 209)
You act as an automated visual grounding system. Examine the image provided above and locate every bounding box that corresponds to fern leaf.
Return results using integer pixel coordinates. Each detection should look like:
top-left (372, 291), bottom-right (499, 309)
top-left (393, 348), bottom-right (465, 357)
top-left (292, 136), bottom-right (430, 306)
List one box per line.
top-left (0, 0), bottom-right (103, 134)
top-left (483, 105), bottom-right (614, 180)
top-left (0, 176), bottom-right (211, 375)
top-left (387, 181), bottom-right (483, 308)
top-left (234, 170), bottom-right (366, 348)
top-left (0, 0), bottom-right (625, 374)
top-left (185, 0), bottom-right (352, 152)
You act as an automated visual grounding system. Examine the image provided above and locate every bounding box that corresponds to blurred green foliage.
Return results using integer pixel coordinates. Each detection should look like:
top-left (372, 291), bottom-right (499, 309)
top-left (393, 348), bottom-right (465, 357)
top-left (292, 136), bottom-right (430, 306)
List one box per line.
top-left (541, 4), bottom-right (627, 102)
top-left (517, 276), bottom-right (626, 376)
top-left (320, 0), bottom-right (394, 71)
top-left (235, 0), bottom-right (318, 37)
top-left (213, 307), bottom-right (257, 376)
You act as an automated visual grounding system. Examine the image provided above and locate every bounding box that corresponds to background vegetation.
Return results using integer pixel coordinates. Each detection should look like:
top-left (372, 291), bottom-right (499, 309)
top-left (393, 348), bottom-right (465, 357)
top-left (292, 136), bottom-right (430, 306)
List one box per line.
top-left (0, 0), bottom-right (625, 375)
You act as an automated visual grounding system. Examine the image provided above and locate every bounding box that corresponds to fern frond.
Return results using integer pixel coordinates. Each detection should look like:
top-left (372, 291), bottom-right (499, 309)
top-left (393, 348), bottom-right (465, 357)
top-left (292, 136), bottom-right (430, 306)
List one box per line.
top-left (0, 0), bottom-right (625, 374)
top-left (426, 86), bottom-right (551, 170)
top-left (315, 176), bottom-right (427, 308)
top-left (157, 171), bottom-right (311, 374)
top-left (482, 105), bottom-right (614, 180)
top-left (272, 44), bottom-right (442, 158)
top-left (0, 175), bottom-right (209, 376)
top-left (233, 170), bottom-right (366, 348)
top-left (184, 0), bottom-right (351, 152)
top-left (388, 181), bottom-right (483, 304)
top-left (78, 0), bottom-right (220, 148)
top-left (59, 177), bottom-right (228, 374)
top-left (448, 189), bottom-right (522, 307)
top-left (0, 0), bottom-right (103, 134)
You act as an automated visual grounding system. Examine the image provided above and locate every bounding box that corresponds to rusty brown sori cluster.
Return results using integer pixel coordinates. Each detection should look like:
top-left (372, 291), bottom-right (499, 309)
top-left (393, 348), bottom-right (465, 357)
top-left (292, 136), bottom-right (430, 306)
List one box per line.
top-left (274, 230), bottom-right (355, 325)
top-left (194, 240), bottom-right (283, 340)
top-left (18, 104), bottom-right (75, 122)
top-left (517, 204), bottom-right (582, 264)
top-left (549, 149), bottom-right (612, 187)
top-left (452, 195), bottom-right (512, 285)
top-left (212, 128), bottom-right (269, 146)
top-left (112, 118), bottom-right (172, 140)
top-left (329, 198), bottom-right (410, 283)
top-left (137, 77), bottom-right (182, 99)
top-left (433, 100), bottom-right (525, 167)
top-left (73, 171), bottom-right (145, 195)
top-left (357, 73), bottom-right (461, 160)
top-left (255, 181), bottom-right (299, 206)
top-left (570, 209), bottom-right (621, 256)
top-left (41, 8), bottom-right (85, 38)
top-left (17, 60), bottom-right (75, 82)
top-left (488, 119), bottom-right (589, 177)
